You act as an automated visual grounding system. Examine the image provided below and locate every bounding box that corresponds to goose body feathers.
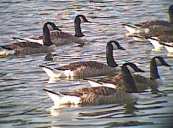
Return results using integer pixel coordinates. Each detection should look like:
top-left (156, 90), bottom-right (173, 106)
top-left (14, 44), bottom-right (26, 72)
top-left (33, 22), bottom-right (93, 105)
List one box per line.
top-left (88, 56), bottom-right (170, 93)
top-left (0, 22), bottom-right (57, 57)
top-left (123, 5), bottom-right (173, 39)
top-left (43, 63), bottom-right (143, 107)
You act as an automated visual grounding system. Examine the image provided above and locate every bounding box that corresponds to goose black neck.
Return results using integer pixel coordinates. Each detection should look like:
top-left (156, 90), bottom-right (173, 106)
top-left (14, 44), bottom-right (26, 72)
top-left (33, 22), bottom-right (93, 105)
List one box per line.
top-left (150, 59), bottom-right (160, 80)
top-left (74, 18), bottom-right (84, 37)
top-left (106, 46), bottom-right (118, 67)
top-left (122, 65), bottom-right (138, 93)
top-left (169, 5), bottom-right (173, 23)
top-left (169, 12), bottom-right (173, 23)
top-left (43, 23), bottom-right (53, 46)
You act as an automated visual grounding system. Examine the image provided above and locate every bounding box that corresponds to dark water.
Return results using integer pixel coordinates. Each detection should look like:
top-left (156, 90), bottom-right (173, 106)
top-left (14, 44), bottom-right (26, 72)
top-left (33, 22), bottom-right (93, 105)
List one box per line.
top-left (0, 0), bottom-right (173, 128)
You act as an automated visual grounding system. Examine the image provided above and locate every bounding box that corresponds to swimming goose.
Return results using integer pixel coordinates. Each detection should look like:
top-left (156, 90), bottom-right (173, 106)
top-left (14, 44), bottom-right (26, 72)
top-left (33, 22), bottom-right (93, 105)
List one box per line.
top-left (123, 5), bottom-right (173, 39)
top-left (88, 56), bottom-right (171, 93)
top-left (43, 62), bottom-right (144, 106)
top-left (12, 22), bottom-right (61, 45)
top-left (52, 14), bottom-right (91, 46)
top-left (0, 22), bottom-right (58, 57)
top-left (14, 15), bottom-right (91, 46)
top-left (40, 40), bottom-right (125, 79)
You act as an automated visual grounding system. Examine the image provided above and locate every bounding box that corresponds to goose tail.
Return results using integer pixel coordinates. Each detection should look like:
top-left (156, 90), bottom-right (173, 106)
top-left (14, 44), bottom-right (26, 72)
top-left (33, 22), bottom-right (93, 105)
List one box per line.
top-left (122, 23), bottom-right (140, 34)
top-left (122, 23), bottom-right (149, 35)
top-left (12, 37), bottom-right (43, 45)
top-left (39, 65), bottom-right (62, 78)
top-left (43, 88), bottom-right (80, 106)
top-left (0, 46), bottom-right (15, 57)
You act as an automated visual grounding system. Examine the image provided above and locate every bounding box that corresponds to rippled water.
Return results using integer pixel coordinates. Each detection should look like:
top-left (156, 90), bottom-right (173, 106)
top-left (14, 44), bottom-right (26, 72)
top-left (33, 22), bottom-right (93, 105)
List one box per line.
top-left (0, 0), bottom-right (173, 128)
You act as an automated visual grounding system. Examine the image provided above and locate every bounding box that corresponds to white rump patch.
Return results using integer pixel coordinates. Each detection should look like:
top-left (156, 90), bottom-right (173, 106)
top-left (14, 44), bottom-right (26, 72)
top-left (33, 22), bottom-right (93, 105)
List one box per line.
top-left (64, 70), bottom-right (74, 78)
top-left (15, 37), bottom-right (43, 45)
top-left (124, 25), bottom-right (137, 34)
top-left (46, 91), bottom-right (80, 106)
top-left (0, 48), bottom-right (15, 56)
top-left (42, 67), bottom-right (61, 78)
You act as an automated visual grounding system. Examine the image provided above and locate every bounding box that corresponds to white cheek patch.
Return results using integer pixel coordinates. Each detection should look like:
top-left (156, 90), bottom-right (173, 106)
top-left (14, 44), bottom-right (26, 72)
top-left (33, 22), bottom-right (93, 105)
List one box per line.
top-left (46, 91), bottom-right (80, 106)
top-left (79, 16), bottom-right (84, 23)
top-left (47, 24), bottom-right (54, 31)
top-left (111, 42), bottom-right (118, 50)
top-left (155, 58), bottom-right (162, 66)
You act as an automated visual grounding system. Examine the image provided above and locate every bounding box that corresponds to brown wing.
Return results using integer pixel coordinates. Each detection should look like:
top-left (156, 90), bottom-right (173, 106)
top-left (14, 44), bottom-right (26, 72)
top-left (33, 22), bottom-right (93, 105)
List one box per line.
top-left (75, 86), bottom-right (116, 96)
top-left (3, 41), bottom-right (42, 50)
top-left (50, 31), bottom-right (74, 39)
top-left (137, 20), bottom-right (172, 28)
top-left (55, 61), bottom-right (107, 71)
top-left (157, 34), bottom-right (173, 43)
top-left (97, 73), bottom-right (123, 85)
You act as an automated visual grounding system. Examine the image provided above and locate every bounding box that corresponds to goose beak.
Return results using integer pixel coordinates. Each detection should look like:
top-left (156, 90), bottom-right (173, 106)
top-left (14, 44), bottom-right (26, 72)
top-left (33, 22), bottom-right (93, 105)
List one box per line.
top-left (136, 68), bottom-right (145, 72)
top-left (55, 26), bottom-right (62, 31)
top-left (86, 20), bottom-right (92, 23)
top-left (119, 46), bottom-right (126, 50)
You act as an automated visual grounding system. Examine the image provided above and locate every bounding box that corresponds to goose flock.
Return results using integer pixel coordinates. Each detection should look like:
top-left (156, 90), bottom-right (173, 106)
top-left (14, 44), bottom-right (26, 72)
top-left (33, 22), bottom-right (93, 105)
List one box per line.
top-left (1, 5), bottom-right (173, 108)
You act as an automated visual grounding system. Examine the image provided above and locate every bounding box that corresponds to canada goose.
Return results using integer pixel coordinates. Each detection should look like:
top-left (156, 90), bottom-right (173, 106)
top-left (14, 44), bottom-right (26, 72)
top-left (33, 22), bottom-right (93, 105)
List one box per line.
top-left (40, 40), bottom-right (125, 79)
top-left (43, 62), bottom-right (144, 106)
top-left (12, 22), bottom-right (61, 45)
top-left (123, 5), bottom-right (173, 40)
top-left (0, 22), bottom-right (59, 57)
top-left (52, 14), bottom-right (91, 46)
top-left (13, 15), bottom-right (91, 46)
top-left (88, 56), bottom-right (171, 93)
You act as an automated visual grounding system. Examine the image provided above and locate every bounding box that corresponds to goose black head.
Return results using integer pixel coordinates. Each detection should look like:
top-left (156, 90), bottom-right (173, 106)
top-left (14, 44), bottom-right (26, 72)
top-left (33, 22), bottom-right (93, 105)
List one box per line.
top-left (121, 62), bottom-right (144, 93)
top-left (45, 22), bottom-right (61, 31)
top-left (153, 56), bottom-right (170, 67)
top-left (75, 15), bottom-right (91, 23)
top-left (107, 40), bottom-right (125, 50)
top-left (169, 5), bottom-right (173, 23)
top-left (123, 62), bottom-right (145, 73)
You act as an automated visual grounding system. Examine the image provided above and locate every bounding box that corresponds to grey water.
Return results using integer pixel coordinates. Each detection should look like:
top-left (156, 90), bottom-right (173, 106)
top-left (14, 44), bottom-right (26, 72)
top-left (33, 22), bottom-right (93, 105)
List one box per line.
top-left (0, 0), bottom-right (173, 128)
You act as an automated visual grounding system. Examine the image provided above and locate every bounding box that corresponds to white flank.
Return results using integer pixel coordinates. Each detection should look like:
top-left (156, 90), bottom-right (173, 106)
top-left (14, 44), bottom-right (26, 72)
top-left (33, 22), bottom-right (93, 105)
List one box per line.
top-left (164, 45), bottom-right (173, 53)
top-left (0, 48), bottom-right (15, 56)
top-left (46, 91), bottom-right (80, 106)
top-left (132, 36), bottom-right (145, 42)
top-left (14, 37), bottom-right (43, 45)
top-left (88, 80), bottom-right (116, 89)
top-left (124, 25), bottom-right (137, 34)
top-left (42, 67), bottom-right (61, 78)
top-left (148, 38), bottom-right (163, 51)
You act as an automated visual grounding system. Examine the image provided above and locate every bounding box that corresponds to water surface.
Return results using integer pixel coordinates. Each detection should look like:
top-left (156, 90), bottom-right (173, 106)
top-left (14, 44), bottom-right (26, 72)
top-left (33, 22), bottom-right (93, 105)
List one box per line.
top-left (0, 0), bottom-right (173, 128)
